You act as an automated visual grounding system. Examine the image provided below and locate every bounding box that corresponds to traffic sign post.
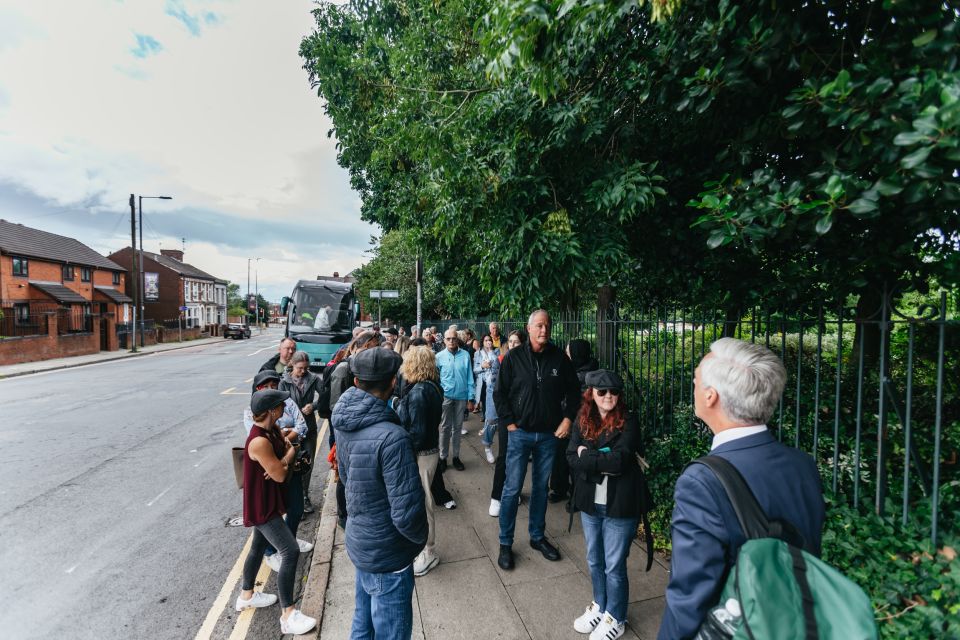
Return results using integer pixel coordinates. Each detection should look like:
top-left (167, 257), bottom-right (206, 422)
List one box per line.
top-left (369, 290), bottom-right (400, 327)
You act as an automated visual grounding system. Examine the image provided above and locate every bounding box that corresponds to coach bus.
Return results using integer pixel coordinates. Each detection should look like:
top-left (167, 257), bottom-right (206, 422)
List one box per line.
top-left (279, 276), bottom-right (358, 370)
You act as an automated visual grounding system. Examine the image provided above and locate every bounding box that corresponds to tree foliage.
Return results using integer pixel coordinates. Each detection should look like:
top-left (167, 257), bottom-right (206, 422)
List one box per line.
top-left (301, 0), bottom-right (959, 317)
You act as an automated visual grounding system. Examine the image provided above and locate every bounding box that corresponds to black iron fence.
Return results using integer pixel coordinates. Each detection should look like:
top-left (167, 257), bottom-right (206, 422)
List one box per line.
top-left (56, 306), bottom-right (93, 334)
top-left (428, 289), bottom-right (958, 544)
top-left (0, 307), bottom-right (48, 338)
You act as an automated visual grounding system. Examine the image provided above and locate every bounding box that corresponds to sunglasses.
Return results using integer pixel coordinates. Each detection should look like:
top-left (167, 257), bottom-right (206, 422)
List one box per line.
top-left (594, 388), bottom-right (621, 397)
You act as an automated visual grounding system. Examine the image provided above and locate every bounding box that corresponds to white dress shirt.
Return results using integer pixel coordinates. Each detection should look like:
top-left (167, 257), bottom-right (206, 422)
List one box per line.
top-left (710, 425), bottom-right (769, 451)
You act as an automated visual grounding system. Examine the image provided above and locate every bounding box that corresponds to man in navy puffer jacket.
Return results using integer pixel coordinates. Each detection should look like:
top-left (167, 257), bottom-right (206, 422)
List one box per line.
top-left (332, 348), bottom-right (427, 639)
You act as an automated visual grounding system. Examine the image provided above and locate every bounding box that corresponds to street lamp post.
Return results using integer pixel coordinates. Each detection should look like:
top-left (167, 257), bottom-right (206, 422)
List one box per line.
top-left (137, 195), bottom-right (173, 347)
top-left (254, 258), bottom-right (261, 332)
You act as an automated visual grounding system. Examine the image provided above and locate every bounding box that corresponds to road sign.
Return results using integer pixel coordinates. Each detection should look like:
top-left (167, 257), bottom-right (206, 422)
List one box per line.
top-left (179, 305), bottom-right (188, 311)
top-left (369, 290), bottom-right (400, 299)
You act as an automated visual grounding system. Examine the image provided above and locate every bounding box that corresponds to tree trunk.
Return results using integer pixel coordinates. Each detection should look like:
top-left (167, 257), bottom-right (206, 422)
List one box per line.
top-left (597, 285), bottom-right (616, 367)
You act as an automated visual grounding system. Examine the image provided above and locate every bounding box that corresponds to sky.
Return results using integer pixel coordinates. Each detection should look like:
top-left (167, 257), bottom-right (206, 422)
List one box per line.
top-left (0, 0), bottom-right (374, 302)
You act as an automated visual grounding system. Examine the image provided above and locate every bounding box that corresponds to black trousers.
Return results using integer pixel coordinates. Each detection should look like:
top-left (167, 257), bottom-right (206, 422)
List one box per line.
top-left (549, 436), bottom-right (571, 496)
top-left (491, 420), bottom-right (510, 500)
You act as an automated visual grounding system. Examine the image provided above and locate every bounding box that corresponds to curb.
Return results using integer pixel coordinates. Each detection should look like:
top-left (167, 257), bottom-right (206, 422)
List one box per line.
top-left (0, 337), bottom-right (234, 380)
top-left (295, 468), bottom-right (339, 639)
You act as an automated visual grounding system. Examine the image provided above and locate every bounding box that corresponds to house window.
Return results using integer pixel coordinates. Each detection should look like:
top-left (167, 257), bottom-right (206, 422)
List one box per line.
top-left (63, 265), bottom-right (75, 281)
top-left (12, 256), bottom-right (28, 277)
top-left (112, 272), bottom-right (121, 285)
top-left (80, 267), bottom-right (91, 282)
top-left (13, 303), bottom-right (29, 325)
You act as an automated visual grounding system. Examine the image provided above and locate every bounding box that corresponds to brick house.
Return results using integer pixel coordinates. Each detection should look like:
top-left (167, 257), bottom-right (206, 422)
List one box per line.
top-left (107, 248), bottom-right (227, 333)
top-left (0, 219), bottom-right (131, 364)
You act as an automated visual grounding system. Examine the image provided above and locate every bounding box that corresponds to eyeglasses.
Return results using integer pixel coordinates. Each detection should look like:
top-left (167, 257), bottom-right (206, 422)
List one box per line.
top-left (594, 388), bottom-right (621, 397)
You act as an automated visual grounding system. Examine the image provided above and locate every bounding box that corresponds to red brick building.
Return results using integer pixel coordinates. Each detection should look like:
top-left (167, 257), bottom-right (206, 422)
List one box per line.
top-left (0, 219), bottom-right (131, 365)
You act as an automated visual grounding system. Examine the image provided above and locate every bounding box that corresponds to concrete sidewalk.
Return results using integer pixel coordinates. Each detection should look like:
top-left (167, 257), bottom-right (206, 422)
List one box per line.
top-left (302, 411), bottom-right (671, 640)
top-left (0, 334), bottom-right (242, 378)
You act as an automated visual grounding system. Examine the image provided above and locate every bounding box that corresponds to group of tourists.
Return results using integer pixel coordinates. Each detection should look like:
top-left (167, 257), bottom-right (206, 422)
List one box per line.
top-left (235, 311), bottom-right (826, 640)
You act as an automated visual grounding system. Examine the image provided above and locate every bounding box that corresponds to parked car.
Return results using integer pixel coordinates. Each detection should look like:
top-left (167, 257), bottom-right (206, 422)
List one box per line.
top-left (223, 323), bottom-right (251, 339)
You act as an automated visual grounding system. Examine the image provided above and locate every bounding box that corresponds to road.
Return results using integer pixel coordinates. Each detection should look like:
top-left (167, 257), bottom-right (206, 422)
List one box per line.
top-left (0, 328), bottom-right (330, 640)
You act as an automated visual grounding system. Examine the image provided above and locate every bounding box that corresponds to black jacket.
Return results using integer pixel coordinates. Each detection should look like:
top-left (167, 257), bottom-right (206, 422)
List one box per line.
top-left (494, 341), bottom-right (581, 433)
top-left (566, 413), bottom-right (652, 520)
top-left (575, 359), bottom-right (600, 392)
top-left (397, 380), bottom-right (443, 454)
top-left (259, 353), bottom-right (286, 374)
top-left (280, 371), bottom-right (321, 432)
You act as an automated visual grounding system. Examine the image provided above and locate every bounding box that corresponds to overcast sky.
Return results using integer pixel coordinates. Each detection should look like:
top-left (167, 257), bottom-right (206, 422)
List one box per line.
top-left (0, 0), bottom-right (373, 302)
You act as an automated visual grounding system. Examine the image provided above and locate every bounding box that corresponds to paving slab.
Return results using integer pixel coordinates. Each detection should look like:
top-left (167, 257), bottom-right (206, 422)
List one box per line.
top-left (415, 556), bottom-right (528, 640)
top-left (553, 533), bottom-right (670, 603)
top-left (626, 597), bottom-right (667, 640)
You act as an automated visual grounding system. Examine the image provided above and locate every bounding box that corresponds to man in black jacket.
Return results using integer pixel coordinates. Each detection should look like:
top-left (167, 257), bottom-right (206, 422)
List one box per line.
top-left (259, 336), bottom-right (296, 374)
top-left (493, 310), bottom-right (581, 570)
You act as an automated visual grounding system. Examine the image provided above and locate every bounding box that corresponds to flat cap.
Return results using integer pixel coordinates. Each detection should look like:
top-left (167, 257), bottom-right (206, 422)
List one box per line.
top-left (251, 389), bottom-right (289, 415)
top-left (350, 347), bottom-right (402, 381)
top-left (252, 370), bottom-right (281, 391)
top-left (383, 326), bottom-right (398, 336)
top-left (584, 369), bottom-right (624, 391)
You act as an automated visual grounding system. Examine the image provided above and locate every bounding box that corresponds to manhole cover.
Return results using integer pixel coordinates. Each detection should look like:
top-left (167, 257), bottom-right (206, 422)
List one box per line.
top-left (226, 516), bottom-right (244, 527)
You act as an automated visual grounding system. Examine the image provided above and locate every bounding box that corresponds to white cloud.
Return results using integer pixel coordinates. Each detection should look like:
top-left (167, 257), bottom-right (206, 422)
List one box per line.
top-left (0, 0), bottom-right (373, 296)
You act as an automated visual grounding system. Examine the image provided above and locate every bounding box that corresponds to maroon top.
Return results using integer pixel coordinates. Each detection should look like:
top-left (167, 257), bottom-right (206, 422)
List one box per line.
top-left (243, 425), bottom-right (287, 527)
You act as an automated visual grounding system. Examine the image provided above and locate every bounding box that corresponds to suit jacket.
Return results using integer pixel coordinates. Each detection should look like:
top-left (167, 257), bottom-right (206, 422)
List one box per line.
top-left (657, 430), bottom-right (825, 640)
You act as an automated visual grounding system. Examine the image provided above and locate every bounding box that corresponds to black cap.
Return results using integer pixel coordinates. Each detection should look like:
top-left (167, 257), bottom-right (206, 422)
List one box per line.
top-left (383, 327), bottom-right (398, 336)
top-left (350, 347), bottom-right (402, 381)
top-left (251, 389), bottom-right (289, 414)
top-left (252, 370), bottom-right (281, 391)
top-left (585, 369), bottom-right (624, 391)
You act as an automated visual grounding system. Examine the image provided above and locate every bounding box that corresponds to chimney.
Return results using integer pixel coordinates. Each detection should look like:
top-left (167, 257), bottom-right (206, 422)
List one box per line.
top-left (161, 249), bottom-right (184, 261)
top-left (333, 271), bottom-right (340, 278)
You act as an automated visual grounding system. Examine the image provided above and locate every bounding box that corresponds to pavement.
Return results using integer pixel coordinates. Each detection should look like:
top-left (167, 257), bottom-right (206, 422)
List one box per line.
top-left (0, 330), bottom-right (270, 378)
top-left (301, 411), bottom-right (671, 640)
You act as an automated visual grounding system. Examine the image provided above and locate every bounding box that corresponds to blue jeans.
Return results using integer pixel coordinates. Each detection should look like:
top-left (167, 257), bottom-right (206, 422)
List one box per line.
top-left (581, 504), bottom-right (639, 622)
top-left (352, 565), bottom-right (415, 640)
top-left (265, 473), bottom-right (304, 557)
top-left (481, 420), bottom-right (497, 447)
top-left (498, 429), bottom-right (556, 546)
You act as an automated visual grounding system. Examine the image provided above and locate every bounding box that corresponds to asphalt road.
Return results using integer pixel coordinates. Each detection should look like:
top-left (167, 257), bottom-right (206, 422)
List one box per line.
top-left (0, 327), bottom-right (330, 640)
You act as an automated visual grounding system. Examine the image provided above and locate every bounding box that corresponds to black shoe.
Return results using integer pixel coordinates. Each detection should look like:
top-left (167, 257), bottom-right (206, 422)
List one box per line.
top-left (498, 545), bottom-right (515, 570)
top-left (548, 491), bottom-right (567, 503)
top-left (303, 497), bottom-right (315, 514)
top-left (438, 459), bottom-right (447, 473)
top-left (530, 538), bottom-right (561, 561)
top-left (452, 457), bottom-right (465, 471)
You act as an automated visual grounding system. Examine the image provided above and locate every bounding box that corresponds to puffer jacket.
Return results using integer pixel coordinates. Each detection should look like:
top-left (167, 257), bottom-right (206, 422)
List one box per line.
top-left (397, 380), bottom-right (443, 454)
top-left (331, 386), bottom-right (427, 572)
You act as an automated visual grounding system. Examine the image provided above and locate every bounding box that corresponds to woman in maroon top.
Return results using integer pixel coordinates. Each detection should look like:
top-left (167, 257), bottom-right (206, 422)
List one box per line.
top-left (235, 389), bottom-right (316, 636)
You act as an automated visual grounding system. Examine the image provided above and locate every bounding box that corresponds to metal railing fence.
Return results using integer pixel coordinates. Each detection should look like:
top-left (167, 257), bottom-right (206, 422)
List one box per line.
top-left (429, 290), bottom-right (958, 544)
top-left (0, 308), bottom-right (48, 338)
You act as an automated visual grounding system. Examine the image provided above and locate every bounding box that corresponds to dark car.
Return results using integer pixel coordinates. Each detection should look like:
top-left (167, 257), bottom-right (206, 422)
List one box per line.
top-left (223, 323), bottom-right (251, 339)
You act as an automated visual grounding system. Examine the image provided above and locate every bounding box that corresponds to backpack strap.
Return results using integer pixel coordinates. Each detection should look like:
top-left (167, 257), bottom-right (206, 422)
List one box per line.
top-left (689, 456), bottom-right (771, 540)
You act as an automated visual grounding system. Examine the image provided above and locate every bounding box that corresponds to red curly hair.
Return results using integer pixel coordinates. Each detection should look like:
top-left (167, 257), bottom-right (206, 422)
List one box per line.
top-left (577, 388), bottom-right (627, 443)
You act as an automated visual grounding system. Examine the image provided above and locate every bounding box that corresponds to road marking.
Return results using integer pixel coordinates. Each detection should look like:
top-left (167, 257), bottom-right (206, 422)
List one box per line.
top-left (220, 387), bottom-right (237, 395)
top-left (243, 377), bottom-right (253, 383)
top-left (147, 485), bottom-right (173, 507)
top-left (227, 560), bottom-right (273, 640)
top-left (193, 532), bottom-right (254, 640)
top-left (65, 565), bottom-right (77, 574)
top-left (246, 346), bottom-right (273, 357)
top-left (190, 449), bottom-right (198, 453)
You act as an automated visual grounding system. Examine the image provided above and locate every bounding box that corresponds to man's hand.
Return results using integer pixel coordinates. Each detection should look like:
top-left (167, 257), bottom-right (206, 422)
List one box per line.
top-left (282, 428), bottom-right (298, 443)
top-left (482, 360), bottom-right (491, 369)
top-left (507, 423), bottom-right (518, 432)
top-left (554, 417), bottom-right (572, 439)
top-left (302, 403), bottom-right (314, 415)
top-left (467, 401), bottom-right (475, 412)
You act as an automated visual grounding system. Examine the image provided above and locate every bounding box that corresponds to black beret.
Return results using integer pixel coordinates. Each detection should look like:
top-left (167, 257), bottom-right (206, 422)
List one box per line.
top-left (383, 327), bottom-right (399, 336)
top-left (251, 389), bottom-right (289, 415)
top-left (585, 369), bottom-right (624, 391)
top-left (350, 348), bottom-right (402, 381)
top-left (252, 370), bottom-right (281, 391)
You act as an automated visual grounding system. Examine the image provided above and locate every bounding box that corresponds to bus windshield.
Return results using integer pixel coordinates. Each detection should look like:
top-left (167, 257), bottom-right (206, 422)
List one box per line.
top-left (289, 286), bottom-right (353, 334)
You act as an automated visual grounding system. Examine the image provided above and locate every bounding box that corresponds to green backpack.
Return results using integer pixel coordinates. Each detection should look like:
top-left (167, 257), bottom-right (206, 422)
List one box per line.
top-left (692, 456), bottom-right (878, 640)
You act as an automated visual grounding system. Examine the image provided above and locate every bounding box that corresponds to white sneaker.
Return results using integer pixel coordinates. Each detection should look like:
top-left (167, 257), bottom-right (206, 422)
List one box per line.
top-left (297, 538), bottom-right (314, 553)
top-left (589, 613), bottom-right (625, 640)
top-left (235, 591), bottom-right (277, 612)
top-left (443, 500), bottom-right (457, 510)
top-left (484, 446), bottom-right (495, 464)
top-left (461, 427), bottom-right (468, 435)
top-left (413, 550), bottom-right (440, 576)
top-left (280, 609), bottom-right (317, 635)
top-left (574, 601), bottom-right (603, 633)
top-left (264, 553), bottom-right (282, 572)
top-left (489, 499), bottom-right (500, 517)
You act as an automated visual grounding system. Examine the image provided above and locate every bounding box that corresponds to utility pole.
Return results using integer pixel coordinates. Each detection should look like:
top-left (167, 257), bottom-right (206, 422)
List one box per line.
top-left (415, 255), bottom-right (423, 333)
top-left (129, 194), bottom-right (139, 352)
